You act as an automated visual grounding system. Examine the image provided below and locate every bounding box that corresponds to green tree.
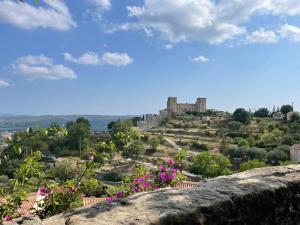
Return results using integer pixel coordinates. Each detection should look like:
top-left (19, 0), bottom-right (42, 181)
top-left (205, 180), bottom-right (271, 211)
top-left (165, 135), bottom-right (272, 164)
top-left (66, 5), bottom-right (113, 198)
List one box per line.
top-left (239, 160), bottom-right (266, 172)
top-left (280, 105), bottom-right (293, 114)
top-left (246, 147), bottom-right (267, 161)
top-left (107, 121), bottom-right (116, 130)
top-left (109, 120), bottom-right (140, 152)
top-left (148, 136), bottom-right (160, 150)
top-left (189, 152), bottom-right (232, 178)
top-left (290, 113), bottom-right (300, 122)
top-left (233, 108), bottom-right (251, 124)
top-left (66, 117), bottom-right (91, 157)
top-left (254, 108), bottom-right (270, 118)
top-left (227, 121), bottom-right (242, 131)
top-left (121, 140), bottom-right (145, 161)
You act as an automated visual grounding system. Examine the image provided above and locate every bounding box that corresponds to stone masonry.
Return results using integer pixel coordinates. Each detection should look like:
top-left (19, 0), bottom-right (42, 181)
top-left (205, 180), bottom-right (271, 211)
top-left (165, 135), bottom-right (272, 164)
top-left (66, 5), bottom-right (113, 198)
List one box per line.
top-left (7, 165), bottom-right (300, 225)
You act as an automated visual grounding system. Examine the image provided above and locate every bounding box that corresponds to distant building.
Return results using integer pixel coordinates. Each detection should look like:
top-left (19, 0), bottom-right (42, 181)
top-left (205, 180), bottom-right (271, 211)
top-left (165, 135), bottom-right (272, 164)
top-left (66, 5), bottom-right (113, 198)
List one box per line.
top-left (287, 111), bottom-right (300, 121)
top-left (290, 144), bottom-right (300, 162)
top-left (273, 112), bottom-right (284, 120)
top-left (167, 97), bottom-right (206, 115)
top-left (137, 97), bottom-right (207, 130)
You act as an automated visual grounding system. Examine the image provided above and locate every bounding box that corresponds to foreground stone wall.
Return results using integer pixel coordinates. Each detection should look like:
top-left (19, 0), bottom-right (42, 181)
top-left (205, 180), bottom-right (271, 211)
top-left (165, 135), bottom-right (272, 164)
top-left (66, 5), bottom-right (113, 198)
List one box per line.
top-left (6, 165), bottom-right (300, 225)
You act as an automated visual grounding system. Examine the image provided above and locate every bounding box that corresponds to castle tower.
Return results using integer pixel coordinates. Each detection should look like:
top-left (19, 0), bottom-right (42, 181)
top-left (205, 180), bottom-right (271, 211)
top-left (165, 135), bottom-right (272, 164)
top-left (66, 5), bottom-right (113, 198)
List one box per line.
top-left (167, 97), bottom-right (177, 114)
top-left (196, 97), bottom-right (207, 112)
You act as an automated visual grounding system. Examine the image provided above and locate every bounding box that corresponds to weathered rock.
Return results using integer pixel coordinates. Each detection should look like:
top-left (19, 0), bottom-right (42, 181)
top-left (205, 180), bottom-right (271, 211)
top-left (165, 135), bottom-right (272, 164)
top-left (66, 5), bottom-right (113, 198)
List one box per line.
top-left (7, 165), bottom-right (300, 225)
top-left (3, 216), bottom-right (43, 225)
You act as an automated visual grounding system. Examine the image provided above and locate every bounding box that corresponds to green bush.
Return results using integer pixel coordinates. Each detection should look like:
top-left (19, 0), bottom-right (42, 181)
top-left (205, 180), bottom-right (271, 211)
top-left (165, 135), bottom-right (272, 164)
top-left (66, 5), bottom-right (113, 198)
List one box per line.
top-left (103, 172), bottom-right (125, 182)
top-left (189, 152), bottom-right (232, 178)
top-left (247, 147), bottom-right (267, 161)
top-left (51, 159), bottom-right (84, 182)
top-left (191, 142), bottom-right (209, 151)
top-left (227, 121), bottom-right (242, 131)
top-left (79, 178), bottom-right (102, 197)
top-left (239, 160), bottom-right (266, 172)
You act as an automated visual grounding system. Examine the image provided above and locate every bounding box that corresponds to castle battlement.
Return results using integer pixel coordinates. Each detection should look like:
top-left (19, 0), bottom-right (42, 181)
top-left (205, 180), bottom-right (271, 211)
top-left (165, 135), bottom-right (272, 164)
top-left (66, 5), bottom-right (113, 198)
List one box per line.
top-left (137, 97), bottom-right (207, 130)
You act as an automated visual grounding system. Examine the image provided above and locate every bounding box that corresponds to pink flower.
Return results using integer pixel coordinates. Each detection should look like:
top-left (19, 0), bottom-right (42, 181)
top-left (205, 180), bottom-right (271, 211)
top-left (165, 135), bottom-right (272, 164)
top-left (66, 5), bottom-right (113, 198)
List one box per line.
top-left (160, 173), bottom-right (168, 181)
top-left (144, 175), bottom-right (150, 179)
top-left (105, 197), bottom-right (114, 203)
top-left (170, 168), bottom-right (177, 174)
top-left (137, 177), bottom-right (144, 183)
top-left (117, 192), bottom-right (123, 198)
top-left (4, 215), bottom-right (12, 221)
top-left (167, 159), bottom-right (174, 166)
top-left (160, 166), bottom-right (166, 172)
top-left (88, 153), bottom-right (94, 161)
top-left (39, 187), bottom-right (48, 196)
top-left (134, 187), bottom-right (140, 192)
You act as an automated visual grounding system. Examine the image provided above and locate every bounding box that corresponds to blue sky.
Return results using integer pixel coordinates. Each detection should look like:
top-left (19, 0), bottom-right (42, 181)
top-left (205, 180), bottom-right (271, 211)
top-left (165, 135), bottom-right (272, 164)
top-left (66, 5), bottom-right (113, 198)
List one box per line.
top-left (1, 0), bottom-right (300, 115)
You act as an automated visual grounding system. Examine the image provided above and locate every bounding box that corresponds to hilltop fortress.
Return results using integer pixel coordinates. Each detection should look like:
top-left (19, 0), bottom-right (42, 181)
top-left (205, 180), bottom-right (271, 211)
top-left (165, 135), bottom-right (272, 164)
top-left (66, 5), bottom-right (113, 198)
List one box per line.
top-left (137, 97), bottom-right (207, 130)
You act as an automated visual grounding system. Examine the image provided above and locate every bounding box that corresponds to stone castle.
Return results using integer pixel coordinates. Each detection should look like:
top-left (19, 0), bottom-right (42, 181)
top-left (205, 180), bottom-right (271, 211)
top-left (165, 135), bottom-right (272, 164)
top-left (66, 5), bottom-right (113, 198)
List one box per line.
top-left (137, 97), bottom-right (207, 130)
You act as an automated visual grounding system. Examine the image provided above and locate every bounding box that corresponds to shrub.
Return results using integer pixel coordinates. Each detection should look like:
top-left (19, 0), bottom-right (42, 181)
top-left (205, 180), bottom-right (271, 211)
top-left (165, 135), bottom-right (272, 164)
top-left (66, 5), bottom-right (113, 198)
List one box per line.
top-left (103, 172), bottom-right (124, 182)
top-left (79, 178), bottom-right (102, 197)
top-left (227, 121), bottom-right (242, 131)
top-left (0, 175), bottom-right (8, 185)
top-left (51, 159), bottom-right (84, 182)
top-left (148, 136), bottom-right (160, 150)
top-left (238, 139), bottom-right (249, 148)
top-left (224, 147), bottom-right (248, 159)
top-left (189, 152), bottom-right (232, 177)
top-left (239, 160), bottom-right (266, 172)
top-left (267, 150), bottom-right (289, 164)
top-left (122, 140), bottom-right (145, 160)
top-left (233, 108), bottom-right (251, 124)
top-left (191, 142), bottom-right (209, 151)
top-left (246, 147), bottom-right (267, 161)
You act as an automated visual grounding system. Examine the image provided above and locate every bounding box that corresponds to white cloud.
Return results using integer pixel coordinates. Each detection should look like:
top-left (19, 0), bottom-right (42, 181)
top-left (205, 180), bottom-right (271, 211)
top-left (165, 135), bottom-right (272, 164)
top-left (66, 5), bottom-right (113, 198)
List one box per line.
top-left (110, 0), bottom-right (300, 45)
top-left (0, 79), bottom-right (9, 88)
top-left (164, 44), bottom-right (174, 49)
top-left (279, 24), bottom-right (300, 42)
top-left (91, 0), bottom-right (112, 11)
top-left (246, 28), bottom-right (279, 43)
top-left (0, 0), bottom-right (76, 30)
top-left (192, 55), bottom-right (209, 63)
top-left (86, 0), bottom-right (112, 22)
top-left (13, 55), bottom-right (76, 80)
top-left (64, 52), bottom-right (134, 67)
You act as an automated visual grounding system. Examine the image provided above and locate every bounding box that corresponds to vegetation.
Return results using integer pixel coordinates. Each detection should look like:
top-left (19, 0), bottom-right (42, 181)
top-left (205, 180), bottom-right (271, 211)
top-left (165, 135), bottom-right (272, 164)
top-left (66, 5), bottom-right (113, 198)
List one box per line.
top-left (233, 108), bottom-right (251, 124)
top-left (1, 102), bottom-right (299, 221)
top-left (189, 152), bottom-right (232, 178)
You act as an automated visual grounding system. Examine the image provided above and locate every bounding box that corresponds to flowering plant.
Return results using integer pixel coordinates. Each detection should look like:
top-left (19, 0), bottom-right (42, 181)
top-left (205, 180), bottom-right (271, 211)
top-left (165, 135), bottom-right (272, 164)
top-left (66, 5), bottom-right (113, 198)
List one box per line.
top-left (110, 159), bottom-right (187, 202)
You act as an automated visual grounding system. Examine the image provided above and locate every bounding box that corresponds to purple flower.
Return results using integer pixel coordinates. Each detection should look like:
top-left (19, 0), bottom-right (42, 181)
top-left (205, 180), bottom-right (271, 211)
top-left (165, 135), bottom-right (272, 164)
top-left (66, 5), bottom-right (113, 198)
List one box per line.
top-left (67, 187), bottom-right (74, 194)
top-left (142, 182), bottom-right (151, 189)
top-left (117, 192), bottom-right (123, 198)
top-left (105, 197), bottom-right (114, 203)
top-left (39, 187), bottom-right (48, 196)
top-left (4, 215), bottom-right (12, 221)
top-left (137, 177), bottom-right (145, 183)
top-left (134, 187), bottom-right (140, 192)
top-left (160, 166), bottom-right (166, 172)
top-left (170, 168), bottom-right (177, 174)
top-left (167, 159), bottom-right (174, 166)
top-left (160, 173), bottom-right (168, 182)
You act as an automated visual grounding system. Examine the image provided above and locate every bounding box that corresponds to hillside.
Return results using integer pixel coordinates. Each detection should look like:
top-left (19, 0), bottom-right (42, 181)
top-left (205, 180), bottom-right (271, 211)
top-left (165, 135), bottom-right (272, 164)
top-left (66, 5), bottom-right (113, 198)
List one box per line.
top-left (0, 115), bottom-right (135, 132)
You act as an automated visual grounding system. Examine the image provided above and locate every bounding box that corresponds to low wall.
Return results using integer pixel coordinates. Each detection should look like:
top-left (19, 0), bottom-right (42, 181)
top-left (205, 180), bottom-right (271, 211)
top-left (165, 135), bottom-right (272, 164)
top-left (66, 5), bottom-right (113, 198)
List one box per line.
top-left (6, 165), bottom-right (300, 225)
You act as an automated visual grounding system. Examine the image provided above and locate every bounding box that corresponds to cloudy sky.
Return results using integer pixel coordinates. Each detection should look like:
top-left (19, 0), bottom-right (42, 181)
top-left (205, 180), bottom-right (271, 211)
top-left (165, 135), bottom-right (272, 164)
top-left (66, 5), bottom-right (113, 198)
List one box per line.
top-left (1, 0), bottom-right (300, 115)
